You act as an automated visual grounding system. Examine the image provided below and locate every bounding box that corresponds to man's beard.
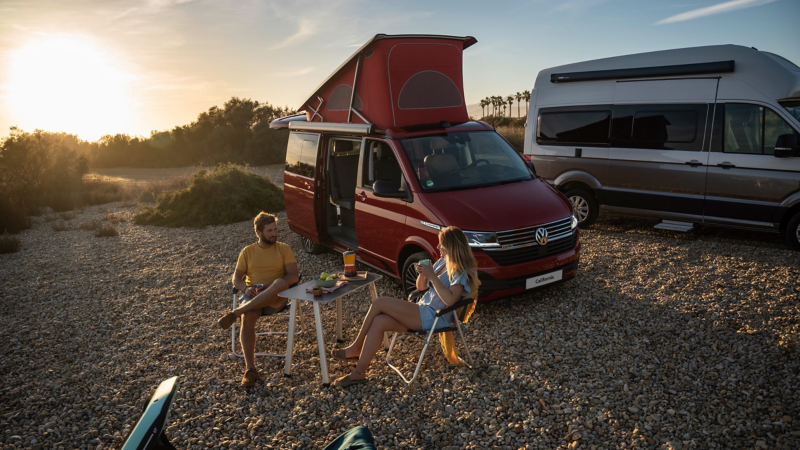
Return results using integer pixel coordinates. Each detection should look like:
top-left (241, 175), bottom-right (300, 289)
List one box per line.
top-left (263, 236), bottom-right (277, 245)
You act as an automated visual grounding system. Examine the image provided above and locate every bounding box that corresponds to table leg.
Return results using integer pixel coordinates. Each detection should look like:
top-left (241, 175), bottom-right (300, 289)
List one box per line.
top-left (283, 299), bottom-right (297, 377)
top-left (336, 297), bottom-right (343, 343)
top-left (312, 303), bottom-right (330, 386)
top-left (368, 283), bottom-right (389, 349)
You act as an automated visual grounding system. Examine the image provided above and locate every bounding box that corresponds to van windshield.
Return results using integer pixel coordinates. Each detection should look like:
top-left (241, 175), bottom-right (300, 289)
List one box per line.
top-left (399, 131), bottom-right (532, 192)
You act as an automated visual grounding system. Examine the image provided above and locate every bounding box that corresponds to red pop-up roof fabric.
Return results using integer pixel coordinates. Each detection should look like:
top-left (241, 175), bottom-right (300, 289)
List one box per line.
top-left (300, 35), bottom-right (475, 130)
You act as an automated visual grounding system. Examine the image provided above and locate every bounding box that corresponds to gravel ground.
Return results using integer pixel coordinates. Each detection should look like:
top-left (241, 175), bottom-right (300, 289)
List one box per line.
top-left (1, 205), bottom-right (799, 449)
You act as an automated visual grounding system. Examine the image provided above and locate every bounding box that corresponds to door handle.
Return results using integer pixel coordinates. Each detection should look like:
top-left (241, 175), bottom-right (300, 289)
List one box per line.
top-left (685, 160), bottom-right (702, 167)
top-left (717, 162), bottom-right (736, 169)
top-left (357, 191), bottom-right (367, 201)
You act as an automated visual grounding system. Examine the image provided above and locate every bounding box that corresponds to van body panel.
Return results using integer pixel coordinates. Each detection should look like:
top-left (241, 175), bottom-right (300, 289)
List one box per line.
top-left (354, 191), bottom-right (408, 271)
top-left (418, 178), bottom-right (571, 232)
top-left (535, 81), bottom-right (614, 107)
top-left (553, 170), bottom-right (603, 190)
top-left (613, 78), bottom-right (718, 103)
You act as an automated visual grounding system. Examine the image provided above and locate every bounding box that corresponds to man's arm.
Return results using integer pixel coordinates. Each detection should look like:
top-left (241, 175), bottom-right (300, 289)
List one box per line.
top-left (281, 262), bottom-right (299, 288)
top-left (232, 269), bottom-right (256, 297)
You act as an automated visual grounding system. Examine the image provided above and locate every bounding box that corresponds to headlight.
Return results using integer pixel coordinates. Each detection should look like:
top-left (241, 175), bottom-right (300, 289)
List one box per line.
top-left (463, 230), bottom-right (500, 248)
top-left (571, 214), bottom-right (579, 230)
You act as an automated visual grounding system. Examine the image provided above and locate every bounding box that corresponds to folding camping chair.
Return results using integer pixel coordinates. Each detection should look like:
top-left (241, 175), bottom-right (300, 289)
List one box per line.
top-left (386, 290), bottom-right (476, 385)
top-left (230, 280), bottom-right (304, 359)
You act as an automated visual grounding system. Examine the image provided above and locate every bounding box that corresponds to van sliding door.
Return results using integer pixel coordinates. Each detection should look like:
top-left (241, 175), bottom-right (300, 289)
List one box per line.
top-left (284, 132), bottom-right (320, 239)
top-left (603, 79), bottom-right (717, 218)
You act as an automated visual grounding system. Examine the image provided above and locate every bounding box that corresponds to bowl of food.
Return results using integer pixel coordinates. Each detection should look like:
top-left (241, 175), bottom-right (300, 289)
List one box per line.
top-left (314, 272), bottom-right (339, 288)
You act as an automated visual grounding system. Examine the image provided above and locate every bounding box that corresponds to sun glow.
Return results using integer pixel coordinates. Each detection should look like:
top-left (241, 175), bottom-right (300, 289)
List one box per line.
top-left (5, 36), bottom-right (136, 141)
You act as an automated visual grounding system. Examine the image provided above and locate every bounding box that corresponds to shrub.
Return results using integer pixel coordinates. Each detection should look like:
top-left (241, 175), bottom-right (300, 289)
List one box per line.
top-left (95, 223), bottom-right (119, 237)
top-left (134, 164), bottom-right (284, 227)
top-left (104, 213), bottom-right (126, 223)
top-left (51, 220), bottom-right (71, 231)
top-left (0, 195), bottom-right (32, 233)
top-left (496, 126), bottom-right (525, 153)
top-left (59, 211), bottom-right (77, 221)
top-left (0, 230), bottom-right (20, 254)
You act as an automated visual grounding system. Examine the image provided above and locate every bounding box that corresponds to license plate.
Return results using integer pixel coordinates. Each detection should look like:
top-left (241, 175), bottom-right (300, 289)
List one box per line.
top-left (526, 270), bottom-right (563, 289)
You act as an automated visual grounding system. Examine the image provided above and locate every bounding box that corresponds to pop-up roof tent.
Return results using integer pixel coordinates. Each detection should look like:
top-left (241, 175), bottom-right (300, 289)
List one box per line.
top-left (271, 34), bottom-right (477, 132)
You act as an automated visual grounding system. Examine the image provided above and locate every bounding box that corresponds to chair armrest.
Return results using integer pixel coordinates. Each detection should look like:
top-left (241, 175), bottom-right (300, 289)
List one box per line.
top-left (407, 290), bottom-right (426, 303)
top-left (435, 297), bottom-right (474, 317)
top-left (232, 286), bottom-right (239, 294)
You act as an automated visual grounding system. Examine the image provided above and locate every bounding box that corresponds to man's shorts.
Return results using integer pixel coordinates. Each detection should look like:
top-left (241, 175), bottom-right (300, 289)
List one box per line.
top-left (238, 294), bottom-right (289, 317)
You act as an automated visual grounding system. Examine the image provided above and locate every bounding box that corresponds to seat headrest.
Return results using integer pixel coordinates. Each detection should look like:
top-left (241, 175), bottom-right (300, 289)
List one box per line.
top-left (429, 137), bottom-right (449, 152)
top-left (334, 140), bottom-right (353, 153)
top-left (424, 153), bottom-right (460, 173)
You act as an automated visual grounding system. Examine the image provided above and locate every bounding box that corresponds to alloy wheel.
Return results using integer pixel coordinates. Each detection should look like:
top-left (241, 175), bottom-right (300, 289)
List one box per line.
top-left (796, 223), bottom-right (800, 243)
top-left (404, 263), bottom-right (418, 295)
top-left (569, 195), bottom-right (590, 223)
top-left (302, 237), bottom-right (316, 253)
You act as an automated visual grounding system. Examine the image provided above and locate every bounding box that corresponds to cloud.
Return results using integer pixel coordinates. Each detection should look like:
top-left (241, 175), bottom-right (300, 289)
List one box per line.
top-left (268, 18), bottom-right (317, 50)
top-left (654, 0), bottom-right (777, 25)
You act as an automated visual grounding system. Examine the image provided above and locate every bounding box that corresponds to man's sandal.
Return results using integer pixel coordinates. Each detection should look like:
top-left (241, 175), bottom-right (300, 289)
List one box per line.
top-left (332, 370), bottom-right (368, 388)
top-left (217, 312), bottom-right (237, 330)
top-left (332, 349), bottom-right (359, 362)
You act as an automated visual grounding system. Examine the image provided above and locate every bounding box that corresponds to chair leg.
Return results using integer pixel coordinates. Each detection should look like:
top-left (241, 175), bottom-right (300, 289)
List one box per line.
top-left (386, 319), bottom-right (439, 385)
top-left (231, 296), bottom-right (303, 359)
top-left (454, 319), bottom-right (474, 368)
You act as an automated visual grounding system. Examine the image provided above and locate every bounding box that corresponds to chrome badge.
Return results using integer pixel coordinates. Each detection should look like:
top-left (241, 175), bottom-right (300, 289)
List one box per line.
top-left (535, 228), bottom-right (549, 245)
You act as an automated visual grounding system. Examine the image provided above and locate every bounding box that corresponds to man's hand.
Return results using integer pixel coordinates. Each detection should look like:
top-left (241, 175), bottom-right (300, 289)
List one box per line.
top-left (243, 286), bottom-right (257, 297)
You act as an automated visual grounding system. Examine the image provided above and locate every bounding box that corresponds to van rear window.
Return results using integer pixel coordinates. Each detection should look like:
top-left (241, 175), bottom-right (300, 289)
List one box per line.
top-left (285, 133), bottom-right (319, 178)
top-left (537, 108), bottom-right (611, 146)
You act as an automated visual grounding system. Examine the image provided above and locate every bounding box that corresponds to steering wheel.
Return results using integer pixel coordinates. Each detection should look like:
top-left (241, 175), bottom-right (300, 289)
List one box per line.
top-left (468, 159), bottom-right (490, 168)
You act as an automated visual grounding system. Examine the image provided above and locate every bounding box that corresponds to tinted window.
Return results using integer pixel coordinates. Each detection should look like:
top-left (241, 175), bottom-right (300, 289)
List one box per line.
top-left (285, 133), bottom-right (318, 177)
top-left (537, 108), bottom-right (611, 146)
top-left (765, 108), bottom-right (799, 155)
top-left (612, 104), bottom-right (706, 151)
top-left (724, 104), bottom-right (763, 154)
top-left (400, 131), bottom-right (531, 192)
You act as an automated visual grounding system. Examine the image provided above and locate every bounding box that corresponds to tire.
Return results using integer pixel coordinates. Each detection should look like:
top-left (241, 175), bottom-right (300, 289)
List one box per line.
top-left (564, 188), bottom-right (599, 228)
top-left (300, 236), bottom-right (325, 254)
top-left (785, 211), bottom-right (800, 251)
top-left (401, 251), bottom-right (430, 299)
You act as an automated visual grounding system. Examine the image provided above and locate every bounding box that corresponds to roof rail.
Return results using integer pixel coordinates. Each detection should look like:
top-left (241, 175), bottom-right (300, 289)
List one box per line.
top-left (288, 121), bottom-right (375, 135)
top-left (551, 60), bottom-right (735, 83)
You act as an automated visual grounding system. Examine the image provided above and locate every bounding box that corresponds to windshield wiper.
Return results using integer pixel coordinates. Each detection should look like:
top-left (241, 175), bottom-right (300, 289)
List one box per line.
top-left (426, 177), bottom-right (531, 193)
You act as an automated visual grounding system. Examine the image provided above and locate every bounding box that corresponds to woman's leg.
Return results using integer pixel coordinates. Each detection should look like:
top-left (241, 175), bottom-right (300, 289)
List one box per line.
top-left (345, 314), bottom-right (410, 382)
top-left (343, 297), bottom-right (423, 358)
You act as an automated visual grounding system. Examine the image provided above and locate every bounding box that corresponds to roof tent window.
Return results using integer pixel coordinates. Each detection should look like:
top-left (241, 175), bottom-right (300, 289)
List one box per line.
top-left (398, 71), bottom-right (463, 110)
top-left (537, 107), bottom-right (611, 146)
top-left (612, 104), bottom-right (706, 151)
top-left (327, 84), bottom-right (363, 111)
top-left (285, 133), bottom-right (319, 178)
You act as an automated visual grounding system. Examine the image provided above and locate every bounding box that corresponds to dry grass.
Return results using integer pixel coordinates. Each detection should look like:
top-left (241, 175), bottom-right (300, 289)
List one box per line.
top-left (82, 174), bottom-right (191, 205)
top-left (94, 223), bottom-right (119, 237)
top-left (496, 126), bottom-right (525, 153)
top-left (59, 211), bottom-right (77, 221)
top-left (51, 220), bottom-right (71, 232)
top-left (44, 215), bottom-right (59, 222)
top-left (78, 220), bottom-right (102, 231)
top-left (104, 213), bottom-right (127, 224)
top-left (0, 230), bottom-right (20, 254)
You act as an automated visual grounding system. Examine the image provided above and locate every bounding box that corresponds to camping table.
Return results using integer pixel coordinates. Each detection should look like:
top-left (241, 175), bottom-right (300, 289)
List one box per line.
top-left (278, 273), bottom-right (383, 385)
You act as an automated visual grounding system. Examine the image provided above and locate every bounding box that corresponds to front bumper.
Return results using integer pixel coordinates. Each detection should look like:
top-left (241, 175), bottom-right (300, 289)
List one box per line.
top-left (477, 257), bottom-right (579, 301)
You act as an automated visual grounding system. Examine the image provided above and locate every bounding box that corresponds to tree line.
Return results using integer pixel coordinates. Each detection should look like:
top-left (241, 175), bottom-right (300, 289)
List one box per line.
top-left (480, 90), bottom-right (531, 119)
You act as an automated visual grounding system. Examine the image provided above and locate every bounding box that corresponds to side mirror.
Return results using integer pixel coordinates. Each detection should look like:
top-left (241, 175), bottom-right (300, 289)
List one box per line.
top-left (373, 180), bottom-right (406, 198)
top-left (774, 134), bottom-right (800, 158)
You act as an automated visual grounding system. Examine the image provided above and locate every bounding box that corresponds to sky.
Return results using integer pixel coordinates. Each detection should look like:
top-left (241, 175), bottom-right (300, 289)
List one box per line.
top-left (0, 0), bottom-right (798, 141)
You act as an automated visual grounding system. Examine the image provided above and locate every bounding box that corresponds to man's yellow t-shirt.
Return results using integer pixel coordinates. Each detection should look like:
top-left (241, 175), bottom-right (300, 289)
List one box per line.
top-left (235, 242), bottom-right (297, 286)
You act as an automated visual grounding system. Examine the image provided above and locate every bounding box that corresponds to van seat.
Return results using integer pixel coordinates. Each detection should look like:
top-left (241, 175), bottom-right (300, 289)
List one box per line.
top-left (424, 153), bottom-right (461, 186)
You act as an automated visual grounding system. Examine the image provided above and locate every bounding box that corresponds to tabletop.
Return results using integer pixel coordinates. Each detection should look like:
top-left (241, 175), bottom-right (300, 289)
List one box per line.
top-left (277, 272), bottom-right (382, 303)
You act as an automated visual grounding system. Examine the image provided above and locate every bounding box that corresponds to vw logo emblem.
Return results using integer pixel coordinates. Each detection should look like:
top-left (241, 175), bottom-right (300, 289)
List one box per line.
top-left (535, 228), bottom-right (549, 245)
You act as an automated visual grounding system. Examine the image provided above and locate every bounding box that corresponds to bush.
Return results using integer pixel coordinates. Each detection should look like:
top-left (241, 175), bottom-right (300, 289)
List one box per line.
top-left (59, 211), bottom-right (76, 221)
top-left (0, 195), bottom-right (31, 234)
top-left (134, 164), bottom-right (284, 227)
top-left (496, 126), bottom-right (525, 153)
top-left (95, 223), bottom-right (119, 237)
top-left (51, 220), bottom-right (71, 231)
top-left (78, 220), bottom-right (102, 231)
top-left (0, 230), bottom-right (20, 254)
top-left (104, 213), bottom-right (126, 223)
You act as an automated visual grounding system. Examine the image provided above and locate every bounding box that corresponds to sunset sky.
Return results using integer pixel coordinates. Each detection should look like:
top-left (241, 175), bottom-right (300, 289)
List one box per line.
top-left (0, 0), bottom-right (797, 141)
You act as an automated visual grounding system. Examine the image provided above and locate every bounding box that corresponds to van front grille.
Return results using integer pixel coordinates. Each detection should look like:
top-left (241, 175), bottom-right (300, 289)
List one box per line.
top-left (485, 231), bottom-right (577, 266)
top-left (495, 216), bottom-right (574, 247)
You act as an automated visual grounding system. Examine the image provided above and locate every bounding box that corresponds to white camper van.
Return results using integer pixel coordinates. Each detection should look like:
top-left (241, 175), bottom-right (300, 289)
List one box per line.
top-left (524, 45), bottom-right (800, 249)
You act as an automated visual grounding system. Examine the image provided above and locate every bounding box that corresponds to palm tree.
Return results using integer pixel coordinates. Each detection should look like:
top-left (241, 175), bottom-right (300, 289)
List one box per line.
top-left (523, 90), bottom-right (531, 117)
top-left (515, 92), bottom-right (522, 118)
top-left (479, 99), bottom-right (486, 118)
top-left (495, 96), bottom-right (503, 116)
top-left (506, 95), bottom-right (514, 118)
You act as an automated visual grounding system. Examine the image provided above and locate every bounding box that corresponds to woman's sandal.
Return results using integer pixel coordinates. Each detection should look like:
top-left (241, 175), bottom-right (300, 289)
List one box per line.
top-left (333, 370), bottom-right (368, 388)
top-left (332, 349), bottom-right (359, 362)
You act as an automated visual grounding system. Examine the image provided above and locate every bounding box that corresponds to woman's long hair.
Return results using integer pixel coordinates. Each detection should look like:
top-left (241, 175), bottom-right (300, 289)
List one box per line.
top-left (439, 226), bottom-right (481, 300)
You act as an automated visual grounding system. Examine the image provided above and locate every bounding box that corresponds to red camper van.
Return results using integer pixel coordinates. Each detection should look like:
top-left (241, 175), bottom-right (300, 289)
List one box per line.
top-left (271, 34), bottom-right (580, 300)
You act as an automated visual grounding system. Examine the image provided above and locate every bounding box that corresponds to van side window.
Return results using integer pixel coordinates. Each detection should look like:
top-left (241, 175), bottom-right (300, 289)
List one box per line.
top-left (612, 104), bottom-right (706, 151)
top-left (537, 107), bottom-right (611, 146)
top-left (285, 133), bottom-right (319, 178)
top-left (363, 140), bottom-right (402, 189)
top-left (724, 104), bottom-right (763, 154)
top-left (765, 108), bottom-right (799, 155)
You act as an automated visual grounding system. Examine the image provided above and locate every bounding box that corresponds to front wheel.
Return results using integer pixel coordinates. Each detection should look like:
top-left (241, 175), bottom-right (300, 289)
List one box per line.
top-left (401, 251), bottom-right (430, 298)
top-left (564, 188), bottom-right (599, 228)
top-left (301, 236), bottom-right (325, 254)
top-left (785, 211), bottom-right (800, 251)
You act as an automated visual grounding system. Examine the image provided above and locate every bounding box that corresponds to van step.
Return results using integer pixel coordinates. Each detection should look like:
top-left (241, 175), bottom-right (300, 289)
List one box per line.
top-left (654, 220), bottom-right (695, 232)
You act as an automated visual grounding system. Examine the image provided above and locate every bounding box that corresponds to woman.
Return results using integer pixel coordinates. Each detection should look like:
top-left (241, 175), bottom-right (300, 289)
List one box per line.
top-left (332, 226), bottom-right (480, 387)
